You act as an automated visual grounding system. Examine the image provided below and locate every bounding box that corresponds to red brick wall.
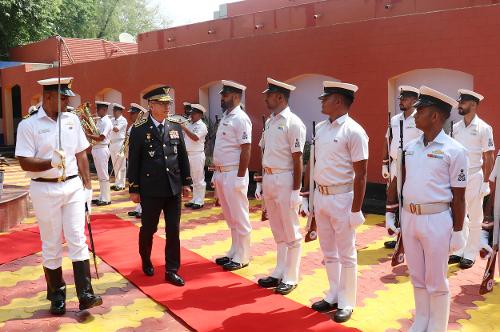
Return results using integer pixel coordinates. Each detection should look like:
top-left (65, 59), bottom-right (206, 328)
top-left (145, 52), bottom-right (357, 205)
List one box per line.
top-left (3, 3), bottom-right (500, 183)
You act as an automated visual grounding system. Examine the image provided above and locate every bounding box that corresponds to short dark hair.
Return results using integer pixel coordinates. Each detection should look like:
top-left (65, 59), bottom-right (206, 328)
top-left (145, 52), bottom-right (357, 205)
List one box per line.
top-left (429, 105), bottom-right (451, 120)
top-left (338, 93), bottom-right (354, 108)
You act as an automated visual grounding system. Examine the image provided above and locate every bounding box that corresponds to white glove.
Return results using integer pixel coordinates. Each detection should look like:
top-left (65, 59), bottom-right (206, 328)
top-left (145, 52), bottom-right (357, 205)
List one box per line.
top-left (481, 182), bottom-right (491, 197)
top-left (234, 176), bottom-right (246, 192)
top-left (290, 190), bottom-right (301, 210)
top-left (84, 188), bottom-right (92, 214)
top-left (51, 149), bottom-right (66, 169)
top-left (382, 164), bottom-right (390, 179)
top-left (300, 197), bottom-right (309, 217)
top-left (449, 231), bottom-right (466, 253)
top-left (349, 210), bottom-right (365, 229)
top-left (385, 212), bottom-right (399, 235)
top-left (479, 229), bottom-right (493, 259)
top-left (255, 182), bottom-right (262, 200)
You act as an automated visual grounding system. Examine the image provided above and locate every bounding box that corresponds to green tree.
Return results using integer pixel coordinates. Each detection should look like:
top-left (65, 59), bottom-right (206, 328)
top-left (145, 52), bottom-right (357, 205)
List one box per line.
top-left (0, 0), bottom-right (170, 59)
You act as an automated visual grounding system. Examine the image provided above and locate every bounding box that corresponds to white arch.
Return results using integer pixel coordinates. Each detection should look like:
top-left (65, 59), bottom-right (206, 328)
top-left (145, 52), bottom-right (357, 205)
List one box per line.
top-left (389, 68), bottom-right (474, 131)
top-left (95, 88), bottom-right (123, 115)
top-left (286, 73), bottom-right (338, 138)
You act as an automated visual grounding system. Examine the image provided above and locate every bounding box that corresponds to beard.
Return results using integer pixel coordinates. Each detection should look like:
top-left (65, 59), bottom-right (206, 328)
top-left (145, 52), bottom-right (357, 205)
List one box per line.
top-left (458, 107), bottom-right (469, 116)
top-left (221, 100), bottom-right (227, 111)
top-left (399, 104), bottom-right (407, 111)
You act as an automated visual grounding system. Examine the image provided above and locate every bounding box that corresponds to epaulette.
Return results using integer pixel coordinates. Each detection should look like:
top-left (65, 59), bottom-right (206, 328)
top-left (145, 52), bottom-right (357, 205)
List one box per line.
top-left (23, 110), bottom-right (38, 119)
top-left (134, 118), bottom-right (147, 127)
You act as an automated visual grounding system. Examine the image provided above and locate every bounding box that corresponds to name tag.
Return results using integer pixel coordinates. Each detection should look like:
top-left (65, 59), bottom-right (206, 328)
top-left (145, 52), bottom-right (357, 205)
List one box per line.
top-left (38, 128), bottom-right (51, 134)
top-left (427, 153), bottom-right (444, 159)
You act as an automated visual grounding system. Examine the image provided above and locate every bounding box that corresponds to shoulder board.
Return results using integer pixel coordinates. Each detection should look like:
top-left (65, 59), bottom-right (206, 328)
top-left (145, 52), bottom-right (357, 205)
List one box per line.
top-left (23, 110), bottom-right (38, 119)
top-left (134, 118), bottom-right (147, 127)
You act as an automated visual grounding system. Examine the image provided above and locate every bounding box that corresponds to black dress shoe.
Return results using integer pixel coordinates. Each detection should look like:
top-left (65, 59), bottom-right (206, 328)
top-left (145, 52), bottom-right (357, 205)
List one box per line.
top-left (110, 185), bottom-right (117, 191)
top-left (334, 308), bottom-right (353, 323)
top-left (191, 204), bottom-right (204, 210)
top-left (50, 298), bottom-right (66, 315)
top-left (142, 260), bottom-right (154, 276)
top-left (223, 261), bottom-right (249, 271)
top-left (128, 211), bottom-right (138, 217)
top-left (96, 200), bottom-right (111, 206)
top-left (311, 299), bottom-right (338, 312)
top-left (459, 258), bottom-right (474, 269)
top-left (448, 255), bottom-right (462, 264)
top-left (91, 199), bottom-right (100, 205)
top-left (78, 293), bottom-right (103, 310)
top-left (184, 202), bottom-right (194, 208)
top-left (165, 271), bottom-right (185, 286)
top-left (275, 282), bottom-right (297, 295)
top-left (114, 186), bottom-right (125, 191)
top-left (258, 276), bottom-right (281, 288)
top-left (384, 240), bottom-right (397, 249)
top-left (215, 256), bottom-right (231, 266)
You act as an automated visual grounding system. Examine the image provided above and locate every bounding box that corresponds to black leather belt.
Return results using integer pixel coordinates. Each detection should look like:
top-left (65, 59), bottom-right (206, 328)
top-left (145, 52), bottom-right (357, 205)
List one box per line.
top-left (32, 175), bottom-right (78, 183)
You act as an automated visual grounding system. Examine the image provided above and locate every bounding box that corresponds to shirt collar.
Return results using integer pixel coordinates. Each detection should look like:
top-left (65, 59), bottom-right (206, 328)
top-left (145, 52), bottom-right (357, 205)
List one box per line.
top-left (226, 105), bottom-right (243, 117)
top-left (276, 106), bottom-right (291, 120)
top-left (469, 114), bottom-right (479, 126)
top-left (418, 129), bottom-right (447, 146)
top-left (331, 113), bottom-right (349, 126)
top-left (150, 115), bottom-right (165, 127)
top-left (38, 106), bottom-right (69, 121)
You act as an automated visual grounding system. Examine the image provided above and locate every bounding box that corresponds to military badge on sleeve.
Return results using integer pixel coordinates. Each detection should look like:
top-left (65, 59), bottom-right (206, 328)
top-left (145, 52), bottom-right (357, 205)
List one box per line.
top-left (458, 169), bottom-right (466, 182)
top-left (242, 132), bottom-right (248, 140)
top-left (488, 138), bottom-right (494, 147)
top-left (294, 138), bottom-right (300, 148)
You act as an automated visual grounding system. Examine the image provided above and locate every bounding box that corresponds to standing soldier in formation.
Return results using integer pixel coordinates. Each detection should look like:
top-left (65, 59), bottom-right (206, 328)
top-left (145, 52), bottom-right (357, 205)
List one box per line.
top-left (127, 103), bottom-right (147, 219)
top-left (386, 86), bottom-right (468, 331)
top-left (109, 103), bottom-right (128, 191)
top-left (87, 101), bottom-right (112, 206)
top-left (15, 77), bottom-right (102, 315)
top-left (382, 86), bottom-right (421, 247)
top-left (305, 82), bottom-right (368, 323)
top-left (212, 80), bottom-right (252, 271)
top-left (256, 78), bottom-right (306, 295)
top-left (182, 104), bottom-right (209, 209)
top-left (448, 89), bottom-right (495, 269)
top-left (127, 87), bottom-right (191, 286)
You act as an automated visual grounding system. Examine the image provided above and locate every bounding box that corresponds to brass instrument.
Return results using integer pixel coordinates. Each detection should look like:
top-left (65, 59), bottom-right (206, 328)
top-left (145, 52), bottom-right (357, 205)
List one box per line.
top-left (118, 109), bottom-right (148, 158)
top-left (167, 114), bottom-right (190, 125)
top-left (72, 102), bottom-right (100, 144)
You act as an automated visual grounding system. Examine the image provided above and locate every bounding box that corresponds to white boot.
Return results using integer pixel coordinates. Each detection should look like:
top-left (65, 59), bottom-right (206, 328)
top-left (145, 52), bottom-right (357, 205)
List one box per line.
top-left (283, 240), bottom-right (301, 285)
top-left (409, 287), bottom-right (430, 332)
top-left (428, 293), bottom-right (450, 332)
top-left (270, 242), bottom-right (287, 280)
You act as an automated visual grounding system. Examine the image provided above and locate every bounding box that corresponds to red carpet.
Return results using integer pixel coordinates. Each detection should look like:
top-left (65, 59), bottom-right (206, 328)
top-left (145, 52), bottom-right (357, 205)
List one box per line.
top-left (89, 214), bottom-right (359, 332)
top-left (0, 228), bottom-right (41, 264)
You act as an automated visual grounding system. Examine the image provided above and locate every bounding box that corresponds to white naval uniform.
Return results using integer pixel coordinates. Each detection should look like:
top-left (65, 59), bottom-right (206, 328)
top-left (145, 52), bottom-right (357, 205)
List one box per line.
top-left (386, 110), bottom-right (422, 179)
top-left (15, 107), bottom-right (90, 269)
top-left (452, 115), bottom-right (495, 261)
top-left (126, 125), bottom-right (142, 214)
top-left (108, 115), bottom-right (128, 188)
top-left (91, 115), bottom-right (112, 202)
top-left (402, 131), bottom-right (468, 332)
top-left (183, 119), bottom-right (208, 205)
top-left (213, 105), bottom-right (252, 265)
top-left (259, 107), bottom-right (306, 285)
top-left (313, 114), bottom-right (369, 310)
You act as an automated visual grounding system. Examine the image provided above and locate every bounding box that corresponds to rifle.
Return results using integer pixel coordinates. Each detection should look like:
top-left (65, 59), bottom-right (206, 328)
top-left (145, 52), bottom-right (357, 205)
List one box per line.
top-left (391, 119), bottom-right (405, 266)
top-left (212, 115), bottom-right (221, 207)
top-left (450, 120), bottom-right (454, 138)
top-left (385, 109), bottom-right (393, 182)
top-left (260, 115), bottom-right (268, 221)
top-left (480, 155), bottom-right (500, 294)
top-left (85, 203), bottom-right (99, 278)
top-left (305, 121), bottom-right (317, 242)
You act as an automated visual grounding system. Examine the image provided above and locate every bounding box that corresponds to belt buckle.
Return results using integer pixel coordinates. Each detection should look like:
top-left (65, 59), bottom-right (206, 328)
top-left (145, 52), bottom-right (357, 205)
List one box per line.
top-left (409, 203), bottom-right (421, 215)
top-left (57, 176), bottom-right (64, 183)
top-left (318, 185), bottom-right (325, 195)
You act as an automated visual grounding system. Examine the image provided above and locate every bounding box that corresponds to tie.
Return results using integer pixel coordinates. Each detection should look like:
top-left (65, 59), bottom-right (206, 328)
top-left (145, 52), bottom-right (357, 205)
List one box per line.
top-left (158, 123), bottom-right (164, 137)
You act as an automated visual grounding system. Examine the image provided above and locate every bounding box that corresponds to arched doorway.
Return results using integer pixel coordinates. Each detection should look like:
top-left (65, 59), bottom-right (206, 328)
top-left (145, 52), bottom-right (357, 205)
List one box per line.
top-left (12, 85), bottom-right (22, 143)
top-left (95, 88), bottom-right (123, 116)
top-left (389, 69), bottom-right (473, 132)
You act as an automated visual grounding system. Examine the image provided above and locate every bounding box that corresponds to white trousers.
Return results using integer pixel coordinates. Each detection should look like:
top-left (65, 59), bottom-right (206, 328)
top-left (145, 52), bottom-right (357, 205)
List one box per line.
top-left (92, 145), bottom-right (110, 202)
top-left (401, 209), bottom-right (452, 332)
top-left (454, 171), bottom-right (484, 260)
top-left (263, 172), bottom-right (302, 284)
top-left (188, 152), bottom-right (206, 205)
top-left (213, 169), bottom-right (251, 264)
top-left (109, 140), bottom-right (126, 188)
top-left (29, 177), bottom-right (89, 269)
top-left (314, 190), bottom-right (357, 309)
